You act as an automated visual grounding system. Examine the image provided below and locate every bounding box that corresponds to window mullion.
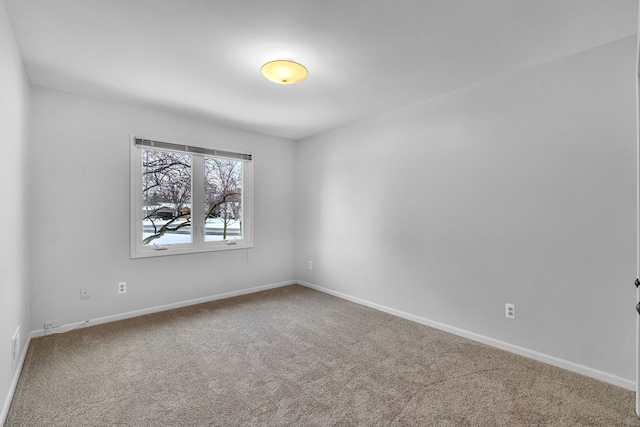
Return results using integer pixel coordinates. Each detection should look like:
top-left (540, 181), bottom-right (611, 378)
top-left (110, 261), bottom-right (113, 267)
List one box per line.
top-left (191, 155), bottom-right (205, 244)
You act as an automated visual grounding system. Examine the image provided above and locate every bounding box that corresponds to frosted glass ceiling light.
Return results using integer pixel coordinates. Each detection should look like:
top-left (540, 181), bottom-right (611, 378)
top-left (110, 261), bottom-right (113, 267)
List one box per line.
top-left (261, 59), bottom-right (307, 84)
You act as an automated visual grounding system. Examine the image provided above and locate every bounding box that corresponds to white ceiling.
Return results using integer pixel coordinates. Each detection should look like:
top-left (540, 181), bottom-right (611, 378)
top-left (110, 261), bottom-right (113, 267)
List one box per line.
top-left (5, 0), bottom-right (638, 140)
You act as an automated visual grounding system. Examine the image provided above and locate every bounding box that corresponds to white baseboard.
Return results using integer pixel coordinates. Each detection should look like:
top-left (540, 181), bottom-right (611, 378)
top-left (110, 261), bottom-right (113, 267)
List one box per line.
top-left (297, 280), bottom-right (635, 391)
top-left (1, 332), bottom-right (32, 426)
top-left (5, 277), bottom-right (630, 426)
top-left (31, 280), bottom-right (296, 337)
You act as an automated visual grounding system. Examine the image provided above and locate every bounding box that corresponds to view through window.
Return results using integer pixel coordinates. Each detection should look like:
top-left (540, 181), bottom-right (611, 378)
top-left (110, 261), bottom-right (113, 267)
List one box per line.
top-left (131, 137), bottom-right (252, 258)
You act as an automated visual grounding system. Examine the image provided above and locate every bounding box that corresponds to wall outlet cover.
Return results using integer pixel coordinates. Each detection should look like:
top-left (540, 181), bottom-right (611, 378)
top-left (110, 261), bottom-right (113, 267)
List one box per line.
top-left (505, 303), bottom-right (516, 319)
top-left (11, 327), bottom-right (20, 369)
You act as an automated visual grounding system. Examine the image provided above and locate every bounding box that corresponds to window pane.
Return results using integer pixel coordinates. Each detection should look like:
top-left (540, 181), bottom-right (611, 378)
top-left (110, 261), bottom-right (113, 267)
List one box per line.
top-left (204, 157), bottom-right (242, 241)
top-left (142, 149), bottom-right (192, 245)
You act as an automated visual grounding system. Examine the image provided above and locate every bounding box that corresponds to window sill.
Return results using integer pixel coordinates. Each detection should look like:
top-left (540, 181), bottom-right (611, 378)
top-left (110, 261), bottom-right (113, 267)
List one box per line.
top-left (130, 241), bottom-right (253, 259)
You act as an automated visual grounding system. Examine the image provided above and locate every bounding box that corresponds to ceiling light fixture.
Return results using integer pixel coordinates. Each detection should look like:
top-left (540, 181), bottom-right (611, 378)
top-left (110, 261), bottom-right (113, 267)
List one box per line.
top-left (260, 59), bottom-right (307, 85)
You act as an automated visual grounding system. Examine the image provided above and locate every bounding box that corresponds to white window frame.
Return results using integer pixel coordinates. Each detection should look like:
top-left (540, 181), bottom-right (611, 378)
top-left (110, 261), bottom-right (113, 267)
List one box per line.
top-left (130, 135), bottom-right (253, 258)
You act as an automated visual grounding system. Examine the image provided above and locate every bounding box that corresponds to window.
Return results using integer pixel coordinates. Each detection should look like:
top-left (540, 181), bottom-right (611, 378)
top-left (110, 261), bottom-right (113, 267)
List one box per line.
top-left (131, 136), bottom-right (253, 258)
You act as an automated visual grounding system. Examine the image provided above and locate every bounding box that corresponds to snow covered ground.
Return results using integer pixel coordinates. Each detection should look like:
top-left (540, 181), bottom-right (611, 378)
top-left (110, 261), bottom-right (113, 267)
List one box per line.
top-left (142, 218), bottom-right (240, 245)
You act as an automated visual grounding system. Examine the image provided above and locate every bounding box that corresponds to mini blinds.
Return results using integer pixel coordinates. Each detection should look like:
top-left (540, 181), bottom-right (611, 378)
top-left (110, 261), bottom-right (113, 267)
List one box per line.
top-left (134, 137), bottom-right (252, 161)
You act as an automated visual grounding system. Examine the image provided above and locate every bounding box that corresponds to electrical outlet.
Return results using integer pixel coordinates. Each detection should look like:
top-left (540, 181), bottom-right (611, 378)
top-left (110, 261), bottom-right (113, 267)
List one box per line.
top-left (80, 288), bottom-right (90, 300)
top-left (44, 319), bottom-right (61, 330)
top-left (308, 261), bottom-right (312, 270)
top-left (505, 303), bottom-right (515, 319)
top-left (11, 327), bottom-right (20, 370)
top-left (118, 282), bottom-right (127, 294)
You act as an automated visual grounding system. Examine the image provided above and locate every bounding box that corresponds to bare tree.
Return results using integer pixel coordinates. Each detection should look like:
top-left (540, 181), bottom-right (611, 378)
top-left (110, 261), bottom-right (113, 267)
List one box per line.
top-left (204, 158), bottom-right (242, 240)
top-left (140, 152), bottom-right (242, 244)
top-left (142, 150), bottom-right (192, 245)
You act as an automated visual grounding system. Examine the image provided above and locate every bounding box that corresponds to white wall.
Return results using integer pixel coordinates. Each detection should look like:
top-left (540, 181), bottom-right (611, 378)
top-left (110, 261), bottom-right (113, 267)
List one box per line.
top-left (295, 36), bottom-right (637, 385)
top-left (30, 87), bottom-right (296, 330)
top-left (0, 0), bottom-right (31, 421)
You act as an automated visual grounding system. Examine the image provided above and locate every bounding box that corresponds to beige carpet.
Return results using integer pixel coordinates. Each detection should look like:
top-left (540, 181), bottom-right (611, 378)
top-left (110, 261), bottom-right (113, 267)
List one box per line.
top-left (5, 284), bottom-right (640, 426)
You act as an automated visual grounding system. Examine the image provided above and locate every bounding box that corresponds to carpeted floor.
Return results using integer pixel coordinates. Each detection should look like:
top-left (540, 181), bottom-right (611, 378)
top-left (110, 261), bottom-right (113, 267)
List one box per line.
top-left (5, 284), bottom-right (640, 426)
